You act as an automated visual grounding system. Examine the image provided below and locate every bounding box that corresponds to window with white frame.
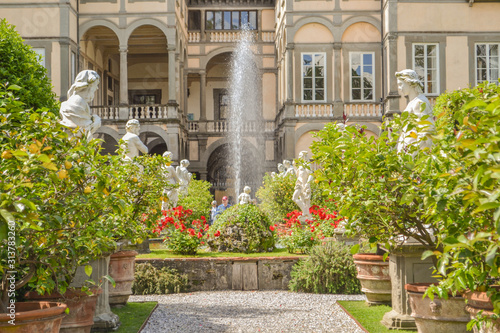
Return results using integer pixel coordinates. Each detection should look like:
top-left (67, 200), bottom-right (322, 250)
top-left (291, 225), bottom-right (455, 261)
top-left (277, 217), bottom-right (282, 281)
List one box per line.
top-left (413, 44), bottom-right (439, 95)
top-left (32, 48), bottom-right (46, 68)
top-left (302, 53), bottom-right (325, 102)
top-left (476, 43), bottom-right (499, 84)
top-left (350, 52), bottom-right (374, 101)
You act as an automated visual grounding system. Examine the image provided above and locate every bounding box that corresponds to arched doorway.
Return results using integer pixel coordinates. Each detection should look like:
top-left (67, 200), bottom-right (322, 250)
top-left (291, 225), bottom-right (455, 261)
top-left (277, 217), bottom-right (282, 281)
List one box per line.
top-left (207, 142), bottom-right (263, 203)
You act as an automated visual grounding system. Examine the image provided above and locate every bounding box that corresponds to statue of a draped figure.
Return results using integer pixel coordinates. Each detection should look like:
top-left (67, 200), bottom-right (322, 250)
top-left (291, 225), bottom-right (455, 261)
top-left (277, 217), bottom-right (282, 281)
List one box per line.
top-left (59, 70), bottom-right (101, 140)
top-left (161, 151), bottom-right (181, 210)
top-left (395, 69), bottom-right (435, 153)
top-left (292, 151), bottom-right (313, 218)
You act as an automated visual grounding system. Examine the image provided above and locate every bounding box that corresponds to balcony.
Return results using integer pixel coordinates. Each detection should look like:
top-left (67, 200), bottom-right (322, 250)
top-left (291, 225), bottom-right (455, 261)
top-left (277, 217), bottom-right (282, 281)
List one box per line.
top-left (187, 120), bottom-right (275, 133)
top-left (187, 30), bottom-right (275, 43)
top-left (91, 104), bottom-right (182, 121)
top-left (343, 103), bottom-right (383, 119)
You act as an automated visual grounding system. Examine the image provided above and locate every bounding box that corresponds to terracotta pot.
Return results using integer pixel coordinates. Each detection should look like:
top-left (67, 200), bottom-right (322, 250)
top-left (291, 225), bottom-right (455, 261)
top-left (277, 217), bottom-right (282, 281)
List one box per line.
top-left (464, 286), bottom-right (500, 333)
top-left (406, 283), bottom-right (468, 333)
top-left (352, 253), bottom-right (391, 305)
top-left (109, 250), bottom-right (138, 306)
top-left (0, 301), bottom-right (66, 333)
top-left (25, 287), bottom-right (101, 333)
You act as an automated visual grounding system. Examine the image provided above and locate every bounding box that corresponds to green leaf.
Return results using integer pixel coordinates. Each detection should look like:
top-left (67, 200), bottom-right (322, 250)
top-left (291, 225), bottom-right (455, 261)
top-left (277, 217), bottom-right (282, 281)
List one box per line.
top-left (383, 252), bottom-right (389, 262)
top-left (7, 84), bottom-right (22, 91)
top-left (368, 236), bottom-right (378, 244)
top-left (37, 154), bottom-right (51, 163)
top-left (473, 202), bottom-right (500, 214)
top-left (0, 220), bottom-right (8, 240)
top-left (0, 209), bottom-right (15, 224)
top-left (65, 308), bottom-right (70, 314)
top-left (421, 250), bottom-right (434, 260)
top-left (103, 274), bottom-right (116, 288)
top-left (485, 245), bottom-right (498, 267)
top-left (350, 243), bottom-right (360, 255)
top-left (463, 100), bottom-right (487, 110)
top-left (42, 162), bottom-right (58, 171)
top-left (84, 265), bottom-right (93, 277)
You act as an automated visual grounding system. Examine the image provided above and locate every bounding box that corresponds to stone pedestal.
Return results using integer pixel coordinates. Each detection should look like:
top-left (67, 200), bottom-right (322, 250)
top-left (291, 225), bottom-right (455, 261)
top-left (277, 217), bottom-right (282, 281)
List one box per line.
top-left (71, 256), bottom-right (121, 332)
top-left (381, 242), bottom-right (437, 330)
top-left (332, 229), bottom-right (359, 246)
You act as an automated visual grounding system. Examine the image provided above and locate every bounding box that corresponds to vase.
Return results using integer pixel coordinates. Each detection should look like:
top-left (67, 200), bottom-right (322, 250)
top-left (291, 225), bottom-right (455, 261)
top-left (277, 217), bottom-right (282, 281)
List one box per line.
top-left (352, 253), bottom-right (391, 305)
top-left (109, 250), bottom-right (138, 306)
top-left (25, 287), bottom-right (101, 333)
top-left (464, 286), bottom-right (500, 333)
top-left (406, 283), bottom-right (469, 333)
top-left (0, 301), bottom-right (66, 333)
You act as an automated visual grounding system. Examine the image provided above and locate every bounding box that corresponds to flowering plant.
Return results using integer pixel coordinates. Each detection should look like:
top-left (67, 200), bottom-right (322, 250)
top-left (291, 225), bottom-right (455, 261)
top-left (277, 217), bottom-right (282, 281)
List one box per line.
top-left (154, 206), bottom-right (209, 255)
top-left (277, 205), bottom-right (342, 253)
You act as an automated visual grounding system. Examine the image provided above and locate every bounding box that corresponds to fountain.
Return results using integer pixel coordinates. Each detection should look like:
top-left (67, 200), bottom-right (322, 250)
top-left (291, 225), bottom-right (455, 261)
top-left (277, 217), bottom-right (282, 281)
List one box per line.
top-left (227, 27), bottom-right (263, 197)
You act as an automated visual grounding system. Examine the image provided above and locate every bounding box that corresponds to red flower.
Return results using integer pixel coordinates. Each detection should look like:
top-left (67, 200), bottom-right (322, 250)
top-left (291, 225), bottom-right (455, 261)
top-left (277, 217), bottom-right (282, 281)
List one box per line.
top-left (197, 232), bottom-right (203, 239)
top-left (214, 230), bottom-right (221, 237)
top-left (310, 237), bottom-right (314, 240)
top-left (270, 225), bottom-right (275, 231)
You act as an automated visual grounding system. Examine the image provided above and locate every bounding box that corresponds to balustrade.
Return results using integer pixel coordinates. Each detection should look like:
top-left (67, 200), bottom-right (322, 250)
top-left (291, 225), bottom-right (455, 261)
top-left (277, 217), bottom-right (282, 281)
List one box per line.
top-left (295, 104), bottom-right (334, 118)
top-left (91, 106), bottom-right (119, 120)
top-left (343, 103), bottom-right (383, 118)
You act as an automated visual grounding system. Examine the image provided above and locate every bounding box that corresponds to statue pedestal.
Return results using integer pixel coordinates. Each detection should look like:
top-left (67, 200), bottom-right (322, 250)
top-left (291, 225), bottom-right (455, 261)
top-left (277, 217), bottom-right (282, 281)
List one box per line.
top-left (71, 255), bottom-right (121, 332)
top-left (381, 240), bottom-right (437, 330)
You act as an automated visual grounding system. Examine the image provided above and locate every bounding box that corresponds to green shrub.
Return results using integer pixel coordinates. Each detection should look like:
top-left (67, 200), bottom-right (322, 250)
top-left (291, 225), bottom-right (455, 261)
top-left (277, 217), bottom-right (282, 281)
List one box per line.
top-left (132, 263), bottom-right (188, 295)
top-left (0, 19), bottom-right (59, 111)
top-left (207, 204), bottom-right (275, 253)
top-left (177, 178), bottom-right (213, 222)
top-left (256, 173), bottom-right (298, 224)
top-left (289, 242), bottom-right (361, 294)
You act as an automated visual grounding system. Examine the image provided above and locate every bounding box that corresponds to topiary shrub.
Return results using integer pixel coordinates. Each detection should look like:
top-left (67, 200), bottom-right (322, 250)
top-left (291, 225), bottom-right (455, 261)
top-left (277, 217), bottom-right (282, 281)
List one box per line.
top-left (132, 263), bottom-right (188, 295)
top-left (207, 204), bottom-right (275, 253)
top-left (0, 19), bottom-right (59, 111)
top-left (256, 173), bottom-right (299, 224)
top-left (289, 242), bottom-right (361, 294)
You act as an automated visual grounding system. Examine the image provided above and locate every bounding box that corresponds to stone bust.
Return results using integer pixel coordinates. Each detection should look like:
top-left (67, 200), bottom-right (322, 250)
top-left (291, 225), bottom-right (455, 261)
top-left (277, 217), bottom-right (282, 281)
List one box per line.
top-left (395, 69), bottom-right (435, 152)
top-left (120, 119), bottom-right (148, 162)
top-left (59, 70), bottom-right (101, 139)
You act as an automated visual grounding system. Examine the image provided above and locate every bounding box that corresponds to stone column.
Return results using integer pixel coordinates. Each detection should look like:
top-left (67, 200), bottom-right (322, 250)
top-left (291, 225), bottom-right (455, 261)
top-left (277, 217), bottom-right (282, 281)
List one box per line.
top-left (381, 241), bottom-right (438, 330)
top-left (286, 44), bottom-right (294, 102)
top-left (333, 42), bottom-right (343, 118)
top-left (168, 47), bottom-right (177, 103)
top-left (70, 255), bottom-right (120, 331)
top-left (199, 71), bottom-right (207, 121)
top-left (183, 71), bottom-right (189, 116)
top-left (384, 35), bottom-right (400, 116)
top-left (59, 41), bottom-right (70, 101)
top-left (119, 45), bottom-right (129, 119)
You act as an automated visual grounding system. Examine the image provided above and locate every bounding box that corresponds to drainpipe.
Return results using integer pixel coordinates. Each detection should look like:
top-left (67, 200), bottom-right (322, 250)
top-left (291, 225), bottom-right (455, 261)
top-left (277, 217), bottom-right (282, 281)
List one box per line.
top-left (77, 0), bottom-right (80, 72)
top-left (380, 0), bottom-right (385, 115)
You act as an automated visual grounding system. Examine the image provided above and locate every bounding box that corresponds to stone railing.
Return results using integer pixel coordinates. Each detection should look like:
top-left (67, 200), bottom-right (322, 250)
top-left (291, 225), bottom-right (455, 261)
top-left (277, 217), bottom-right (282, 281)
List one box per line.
top-left (295, 104), bottom-right (334, 118)
top-left (129, 104), bottom-right (172, 119)
top-left (261, 31), bottom-right (274, 42)
top-left (344, 103), bottom-right (383, 118)
top-left (91, 105), bottom-right (119, 120)
top-left (187, 120), bottom-right (275, 133)
top-left (188, 31), bottom-right (201, 42)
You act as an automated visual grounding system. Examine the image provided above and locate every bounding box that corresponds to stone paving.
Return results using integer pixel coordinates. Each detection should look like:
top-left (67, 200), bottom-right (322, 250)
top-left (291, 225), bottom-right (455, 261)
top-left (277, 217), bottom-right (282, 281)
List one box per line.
top-left (132, 291), bottom-right (366, 333)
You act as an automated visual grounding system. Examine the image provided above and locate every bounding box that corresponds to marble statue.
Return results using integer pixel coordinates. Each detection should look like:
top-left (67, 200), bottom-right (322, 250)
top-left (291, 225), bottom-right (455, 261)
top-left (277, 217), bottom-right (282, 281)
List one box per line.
top-left (161, 151), bottom-right (181, 210)
top-left (395, 69), bottom-right (435, 153)
top-left (176, 159), bottom-right (192, 196)
top-left (277, 163), bottom-right (286, 177)
top-left (238, 186), bottom-right (252, 205)
top-left (292, 151), bottom-right (313, 218)
top-left (283, 160), bottom-right (295, 177)
top-left (60, 70), bottom-right (101, 139)
top-left (120, 119), bottom-right (148, 162)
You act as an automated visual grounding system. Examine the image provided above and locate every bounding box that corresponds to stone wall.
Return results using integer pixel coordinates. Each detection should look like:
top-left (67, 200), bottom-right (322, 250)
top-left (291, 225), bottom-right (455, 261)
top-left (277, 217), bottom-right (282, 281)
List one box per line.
top-left (136, 257), bottom-right (303, 291)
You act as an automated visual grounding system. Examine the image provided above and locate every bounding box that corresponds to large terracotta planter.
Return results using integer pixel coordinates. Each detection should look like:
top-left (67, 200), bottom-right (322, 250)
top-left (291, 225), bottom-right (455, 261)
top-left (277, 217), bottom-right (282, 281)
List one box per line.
top-left (25, 288), bottom-right (100, 333)
top-left (109, 250), bottom-right (138, 306)
top-left (0, 301), bottom-right (66, 333)
top-left (464, 286), bottom-right (500, 333)
top-left (353, 253), bottom-right (391, 305)
top-left (406, 283), bottom-right (468, 333)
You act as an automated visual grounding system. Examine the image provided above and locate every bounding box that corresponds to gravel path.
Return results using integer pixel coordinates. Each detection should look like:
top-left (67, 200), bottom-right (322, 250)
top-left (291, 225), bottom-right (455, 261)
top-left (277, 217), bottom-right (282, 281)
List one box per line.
top-left (131, 291), bottom-right (366, 333)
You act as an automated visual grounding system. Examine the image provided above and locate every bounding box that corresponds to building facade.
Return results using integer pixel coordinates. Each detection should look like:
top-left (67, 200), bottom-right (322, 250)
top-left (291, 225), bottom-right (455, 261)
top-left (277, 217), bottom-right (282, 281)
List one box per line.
top-left (1, 0), bottom-right (500, 197)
